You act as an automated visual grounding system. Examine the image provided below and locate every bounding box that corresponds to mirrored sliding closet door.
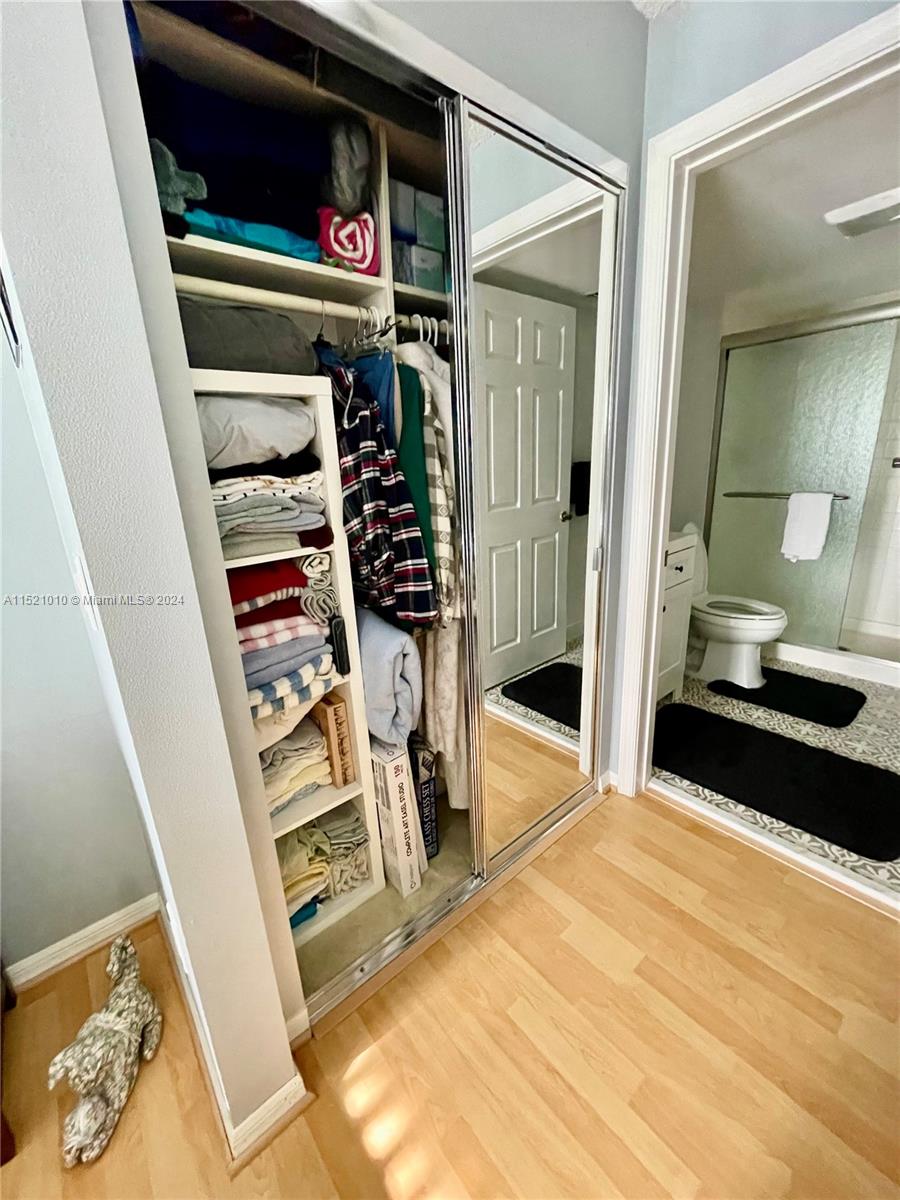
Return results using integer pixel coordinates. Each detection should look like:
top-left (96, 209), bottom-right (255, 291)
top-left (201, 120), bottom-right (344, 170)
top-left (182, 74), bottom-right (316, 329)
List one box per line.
top-left (456, 104), bottom-right (620, 867)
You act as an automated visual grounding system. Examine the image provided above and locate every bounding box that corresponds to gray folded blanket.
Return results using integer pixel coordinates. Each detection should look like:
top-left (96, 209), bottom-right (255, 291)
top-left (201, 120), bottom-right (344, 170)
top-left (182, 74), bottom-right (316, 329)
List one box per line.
top-left (244, 640), bottom-right (332, 690)
top-left (178, 295), bottom-right (317, 374)
top-left (242, 634), bottom-right (329, 682)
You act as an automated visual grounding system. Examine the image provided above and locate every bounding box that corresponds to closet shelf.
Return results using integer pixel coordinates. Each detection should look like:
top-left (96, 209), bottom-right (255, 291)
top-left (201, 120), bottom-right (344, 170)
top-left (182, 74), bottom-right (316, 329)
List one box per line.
top-left (393, 281), bottom-right (450, 314)
top-left (270, 780), bottom-right (364, 841)
top-left (168, 235), bottom-right (386, 304)
top-left (291, 875), bottom-right (381, 950)
top-left (224, 544), bottom-right (334, 571)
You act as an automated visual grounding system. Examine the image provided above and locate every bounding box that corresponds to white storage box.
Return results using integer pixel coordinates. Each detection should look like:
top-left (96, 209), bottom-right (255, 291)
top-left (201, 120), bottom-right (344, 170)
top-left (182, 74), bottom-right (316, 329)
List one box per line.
top-left (371, 739), bottom-right (421, 898)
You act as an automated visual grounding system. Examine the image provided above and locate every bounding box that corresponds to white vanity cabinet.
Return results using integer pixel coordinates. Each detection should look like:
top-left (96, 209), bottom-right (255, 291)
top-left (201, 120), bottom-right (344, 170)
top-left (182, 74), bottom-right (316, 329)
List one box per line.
top-left (657, 530), bottom-right (697, 700)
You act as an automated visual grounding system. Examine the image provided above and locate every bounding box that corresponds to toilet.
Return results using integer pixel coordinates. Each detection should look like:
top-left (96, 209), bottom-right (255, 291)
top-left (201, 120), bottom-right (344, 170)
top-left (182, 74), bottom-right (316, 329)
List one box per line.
top-left (684, 525), bottom-right (788, 689)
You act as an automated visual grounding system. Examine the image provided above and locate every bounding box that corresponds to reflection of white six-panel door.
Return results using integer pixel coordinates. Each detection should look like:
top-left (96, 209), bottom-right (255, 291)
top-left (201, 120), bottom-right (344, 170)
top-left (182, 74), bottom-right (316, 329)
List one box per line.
top-left (475, 282), bottom-right (576, 688)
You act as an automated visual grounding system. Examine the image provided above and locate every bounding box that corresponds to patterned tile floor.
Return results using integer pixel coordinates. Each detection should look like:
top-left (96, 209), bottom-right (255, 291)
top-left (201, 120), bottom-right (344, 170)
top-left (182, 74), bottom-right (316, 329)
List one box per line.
top-left (485, 640), bottom-right (584, 748)
top-left (653, 657), bottom-right (900, 898)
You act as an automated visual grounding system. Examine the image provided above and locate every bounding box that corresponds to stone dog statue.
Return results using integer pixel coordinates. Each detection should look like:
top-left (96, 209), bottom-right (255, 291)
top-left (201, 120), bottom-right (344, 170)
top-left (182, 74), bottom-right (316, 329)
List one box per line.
top-left (48, 935), bottom-right (162, 1166)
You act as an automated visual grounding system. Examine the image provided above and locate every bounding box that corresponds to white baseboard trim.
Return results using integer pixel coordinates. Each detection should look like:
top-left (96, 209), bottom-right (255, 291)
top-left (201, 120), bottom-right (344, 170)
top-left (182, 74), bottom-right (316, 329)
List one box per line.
top-left (646, 778), bottom-right (899, 918)
top-left (224, 1072), bottom-right (310, 1161)
top-left (285, 1011), bottom-right (311, 1045)
top-left (7, 893), bottom-right (161, 989)
top-left (768, 640), bottom-right (900, 688)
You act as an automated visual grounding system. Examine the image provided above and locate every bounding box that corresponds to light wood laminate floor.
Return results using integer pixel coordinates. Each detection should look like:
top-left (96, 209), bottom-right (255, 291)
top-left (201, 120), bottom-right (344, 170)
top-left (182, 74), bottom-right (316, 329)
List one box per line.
top-left (485, 714), bottom-right (588, 856)
top-left (3, 792), bottom-right (897, 1199)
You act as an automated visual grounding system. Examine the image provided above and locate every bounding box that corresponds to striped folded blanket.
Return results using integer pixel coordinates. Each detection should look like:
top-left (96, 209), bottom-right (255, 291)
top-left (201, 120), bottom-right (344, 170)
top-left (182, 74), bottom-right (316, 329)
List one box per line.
top-left (239, 618), bottom-right (329, 654)
top-left (249, 659), bottom-right (337, 720)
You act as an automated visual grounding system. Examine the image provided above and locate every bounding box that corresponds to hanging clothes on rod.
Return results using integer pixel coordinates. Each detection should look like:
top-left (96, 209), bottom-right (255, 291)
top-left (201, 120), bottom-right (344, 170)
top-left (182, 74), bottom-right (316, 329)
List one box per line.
top-left (316, 338), bottom-right (439, 626)
top-left (394, 338), bottom-right (466, 809)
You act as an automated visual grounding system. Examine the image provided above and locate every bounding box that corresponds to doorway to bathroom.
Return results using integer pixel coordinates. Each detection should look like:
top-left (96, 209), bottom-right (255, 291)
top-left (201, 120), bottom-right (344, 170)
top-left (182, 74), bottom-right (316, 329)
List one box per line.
top-left (622, 23), bottom-right (900, 908)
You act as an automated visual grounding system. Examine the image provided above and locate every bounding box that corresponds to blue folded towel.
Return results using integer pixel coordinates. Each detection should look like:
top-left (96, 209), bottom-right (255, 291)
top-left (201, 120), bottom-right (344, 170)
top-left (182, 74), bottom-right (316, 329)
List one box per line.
top-left (185, 209), bottom-right (321, 261)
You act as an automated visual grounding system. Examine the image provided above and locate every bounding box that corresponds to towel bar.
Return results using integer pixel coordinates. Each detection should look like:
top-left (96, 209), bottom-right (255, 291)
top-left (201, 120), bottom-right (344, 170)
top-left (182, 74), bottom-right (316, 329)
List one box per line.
top-left (723, 490), bottom-right (849, 501)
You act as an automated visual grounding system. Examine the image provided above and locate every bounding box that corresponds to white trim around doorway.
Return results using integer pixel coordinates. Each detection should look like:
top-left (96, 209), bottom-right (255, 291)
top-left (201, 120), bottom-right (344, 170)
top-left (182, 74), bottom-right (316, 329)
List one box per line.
top-left (616, 5), bottom-right (900, 797)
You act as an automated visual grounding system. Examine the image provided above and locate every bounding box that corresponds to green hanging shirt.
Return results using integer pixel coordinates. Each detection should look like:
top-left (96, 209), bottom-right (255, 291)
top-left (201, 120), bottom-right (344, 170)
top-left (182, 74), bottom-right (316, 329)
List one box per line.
top-left (396, 362), bottom-right (436, 573)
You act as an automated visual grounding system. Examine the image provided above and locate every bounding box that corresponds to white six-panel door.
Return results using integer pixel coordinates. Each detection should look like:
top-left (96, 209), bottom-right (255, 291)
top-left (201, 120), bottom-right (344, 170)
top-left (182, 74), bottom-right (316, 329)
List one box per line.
top-left (474, 282), bottom-right (577, 689)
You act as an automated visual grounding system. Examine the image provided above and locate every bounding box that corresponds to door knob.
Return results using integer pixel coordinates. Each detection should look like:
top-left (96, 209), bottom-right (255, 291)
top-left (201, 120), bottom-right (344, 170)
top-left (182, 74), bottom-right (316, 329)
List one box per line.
top-left (560, 509), bottom-right (573, 522)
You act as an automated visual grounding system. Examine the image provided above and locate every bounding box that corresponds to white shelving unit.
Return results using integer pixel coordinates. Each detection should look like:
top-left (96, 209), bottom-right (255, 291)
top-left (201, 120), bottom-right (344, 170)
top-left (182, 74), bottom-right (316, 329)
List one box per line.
top-left (223, 544), bottom-right (335, 572)
top-left (191, 368), bottom-right (386, 952)
top-left (134, 0), bottom-right (452, 1010)
top-left (292, 877), bottom-right (382, 949)
top-left (270, 778), bottom-right (362, 840)
top-left (393, 281), bottom-right (450, 314)
top-left (169, 235), bottom-right (388, 303)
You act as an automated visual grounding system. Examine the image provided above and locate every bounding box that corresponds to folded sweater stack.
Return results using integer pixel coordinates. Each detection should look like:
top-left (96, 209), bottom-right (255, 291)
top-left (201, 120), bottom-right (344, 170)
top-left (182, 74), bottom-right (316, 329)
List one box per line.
top-left (260, 717), bottom-right (332, 817)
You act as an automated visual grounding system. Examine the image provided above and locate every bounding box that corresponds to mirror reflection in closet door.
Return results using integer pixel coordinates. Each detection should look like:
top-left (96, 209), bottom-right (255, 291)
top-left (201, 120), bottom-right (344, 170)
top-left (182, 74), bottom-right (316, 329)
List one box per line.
top-left (466, 112), bottom-right (607, 860)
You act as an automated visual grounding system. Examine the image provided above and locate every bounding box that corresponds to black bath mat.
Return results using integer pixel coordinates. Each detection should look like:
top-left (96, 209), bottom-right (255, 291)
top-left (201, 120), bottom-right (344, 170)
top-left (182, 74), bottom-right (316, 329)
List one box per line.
top-left (653, 704), bottom-right (900, 861)
top-left (501, 662), bottom-right (582, 731)
top-left (708, 667), bottom-right (866, 728)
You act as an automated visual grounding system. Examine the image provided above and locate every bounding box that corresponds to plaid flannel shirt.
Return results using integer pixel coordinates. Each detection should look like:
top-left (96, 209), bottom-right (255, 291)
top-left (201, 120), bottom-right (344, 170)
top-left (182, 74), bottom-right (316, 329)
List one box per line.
top-left (320, 358), bottom-right (438, 626)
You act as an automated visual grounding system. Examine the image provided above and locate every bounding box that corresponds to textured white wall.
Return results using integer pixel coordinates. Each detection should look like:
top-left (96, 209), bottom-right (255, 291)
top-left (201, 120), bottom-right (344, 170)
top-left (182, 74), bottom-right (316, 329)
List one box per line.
top-left (843, 326), bottom-right (900, 647)
top-left (643, 0), bottom-right (894, 137)
top-left (1, 341), bottom-right (157, 965)
top-left (1, 1), bottom-right (298, 1128)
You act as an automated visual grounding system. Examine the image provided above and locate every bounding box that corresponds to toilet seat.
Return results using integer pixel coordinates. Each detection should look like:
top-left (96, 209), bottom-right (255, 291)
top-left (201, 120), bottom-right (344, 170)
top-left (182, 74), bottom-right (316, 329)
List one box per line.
top-left (691, 593), bottom-right (786, 624)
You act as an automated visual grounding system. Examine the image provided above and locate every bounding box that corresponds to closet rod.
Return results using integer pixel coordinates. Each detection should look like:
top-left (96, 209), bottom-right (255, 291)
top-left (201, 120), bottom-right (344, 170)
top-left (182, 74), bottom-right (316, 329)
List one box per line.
top-left (172, 274), bottom-right (448, 334)
top-left (173, 273), bottom-right (369, 322)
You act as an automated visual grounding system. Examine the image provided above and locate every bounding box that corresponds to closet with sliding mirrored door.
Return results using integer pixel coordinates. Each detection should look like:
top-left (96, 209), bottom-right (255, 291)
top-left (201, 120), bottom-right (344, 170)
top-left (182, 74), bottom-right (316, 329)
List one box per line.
top-left (91, 0), bottom-right (624, 1029)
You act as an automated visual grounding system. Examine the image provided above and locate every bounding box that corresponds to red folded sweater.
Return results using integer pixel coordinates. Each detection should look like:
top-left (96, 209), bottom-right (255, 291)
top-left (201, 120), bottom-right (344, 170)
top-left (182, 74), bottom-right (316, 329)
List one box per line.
top-left (227, 560), bottom-right (309, 608)
top-left (234, 598), bottom-right (305, 629)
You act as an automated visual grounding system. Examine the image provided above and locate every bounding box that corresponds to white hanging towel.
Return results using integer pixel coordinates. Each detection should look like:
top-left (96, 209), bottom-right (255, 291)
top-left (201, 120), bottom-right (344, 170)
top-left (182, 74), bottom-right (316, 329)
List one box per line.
top-left (781, 492), bottom-right (833, 562)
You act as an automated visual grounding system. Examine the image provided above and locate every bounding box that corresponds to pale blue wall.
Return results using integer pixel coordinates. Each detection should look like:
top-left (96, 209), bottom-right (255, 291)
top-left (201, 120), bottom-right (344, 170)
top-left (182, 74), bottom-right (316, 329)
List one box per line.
top-left (378, 0), bottom-right (649, 170)
top-left (1, 341), bottom-right (156, 964)
top-left (644, 1), bottom-right (894, 137)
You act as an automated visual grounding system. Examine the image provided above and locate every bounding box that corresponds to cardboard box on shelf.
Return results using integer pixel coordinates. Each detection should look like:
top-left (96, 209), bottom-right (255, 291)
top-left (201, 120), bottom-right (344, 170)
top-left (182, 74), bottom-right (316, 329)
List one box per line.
top-left (370, 739), bottom-right (421, 898)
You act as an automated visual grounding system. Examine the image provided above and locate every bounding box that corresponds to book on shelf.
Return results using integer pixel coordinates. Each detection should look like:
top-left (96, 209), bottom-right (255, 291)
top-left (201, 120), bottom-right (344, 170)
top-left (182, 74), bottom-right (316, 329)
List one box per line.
top-left (371, 739), bottom-right (421, 898)
top-left (310, 693), bottom-right (355, 788)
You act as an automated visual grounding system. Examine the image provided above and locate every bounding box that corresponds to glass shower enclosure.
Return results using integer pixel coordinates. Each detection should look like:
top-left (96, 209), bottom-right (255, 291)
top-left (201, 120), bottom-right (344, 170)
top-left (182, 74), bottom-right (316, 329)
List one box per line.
top-left (705, 316), bottom-right (899, 657)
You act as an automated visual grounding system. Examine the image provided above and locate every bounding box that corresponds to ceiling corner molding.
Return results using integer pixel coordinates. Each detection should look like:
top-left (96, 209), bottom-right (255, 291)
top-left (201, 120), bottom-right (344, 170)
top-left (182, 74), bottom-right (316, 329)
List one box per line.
top-left (630, 0), bottom-right (680, 20)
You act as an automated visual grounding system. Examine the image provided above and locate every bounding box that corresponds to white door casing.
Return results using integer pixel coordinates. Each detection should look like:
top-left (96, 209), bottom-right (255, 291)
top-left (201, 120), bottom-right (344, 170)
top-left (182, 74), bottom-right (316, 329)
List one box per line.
top-left (474, 282), bottom-right (577, 688)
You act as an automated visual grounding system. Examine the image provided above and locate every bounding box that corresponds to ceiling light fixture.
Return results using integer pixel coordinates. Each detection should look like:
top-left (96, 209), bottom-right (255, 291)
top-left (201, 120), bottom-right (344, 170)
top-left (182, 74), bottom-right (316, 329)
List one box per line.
top-left (824, 187), bottom-right (900, 237)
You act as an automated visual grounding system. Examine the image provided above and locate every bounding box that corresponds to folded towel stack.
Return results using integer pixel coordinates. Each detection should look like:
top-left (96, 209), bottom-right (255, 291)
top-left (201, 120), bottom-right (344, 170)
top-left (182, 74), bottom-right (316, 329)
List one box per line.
top-left (317, 805), bottom-right (370, 896)
top-left (278, 825), bottom-right (332, 916)
top-left (277, 802), bottom-right (370, 920)
top-left (261, 717), bottom-right (332, 817)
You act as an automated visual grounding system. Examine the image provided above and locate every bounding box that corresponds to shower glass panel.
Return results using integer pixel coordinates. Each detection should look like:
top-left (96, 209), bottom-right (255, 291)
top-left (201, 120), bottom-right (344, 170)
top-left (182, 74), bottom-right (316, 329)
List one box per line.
top-left (707, 321), bottom-right (897, 649)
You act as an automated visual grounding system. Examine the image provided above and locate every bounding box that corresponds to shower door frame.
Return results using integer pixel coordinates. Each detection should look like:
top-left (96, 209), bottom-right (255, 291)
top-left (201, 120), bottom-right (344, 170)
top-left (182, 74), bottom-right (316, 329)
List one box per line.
top-left (704, 303), bottom-right (900, 543)
top-left (704, 303), bottom-right (900, 675)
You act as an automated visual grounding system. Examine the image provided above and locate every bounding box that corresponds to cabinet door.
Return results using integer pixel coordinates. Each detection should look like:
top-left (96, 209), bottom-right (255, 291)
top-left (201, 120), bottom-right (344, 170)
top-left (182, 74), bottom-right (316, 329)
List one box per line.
top-left (657, 579), bottom-right (693, 699)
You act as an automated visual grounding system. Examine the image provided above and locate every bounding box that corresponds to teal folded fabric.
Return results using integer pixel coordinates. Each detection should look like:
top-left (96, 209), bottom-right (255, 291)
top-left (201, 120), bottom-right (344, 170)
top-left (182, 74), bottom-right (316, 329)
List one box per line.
top-left (185, 209), bottom-right (321, 261)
